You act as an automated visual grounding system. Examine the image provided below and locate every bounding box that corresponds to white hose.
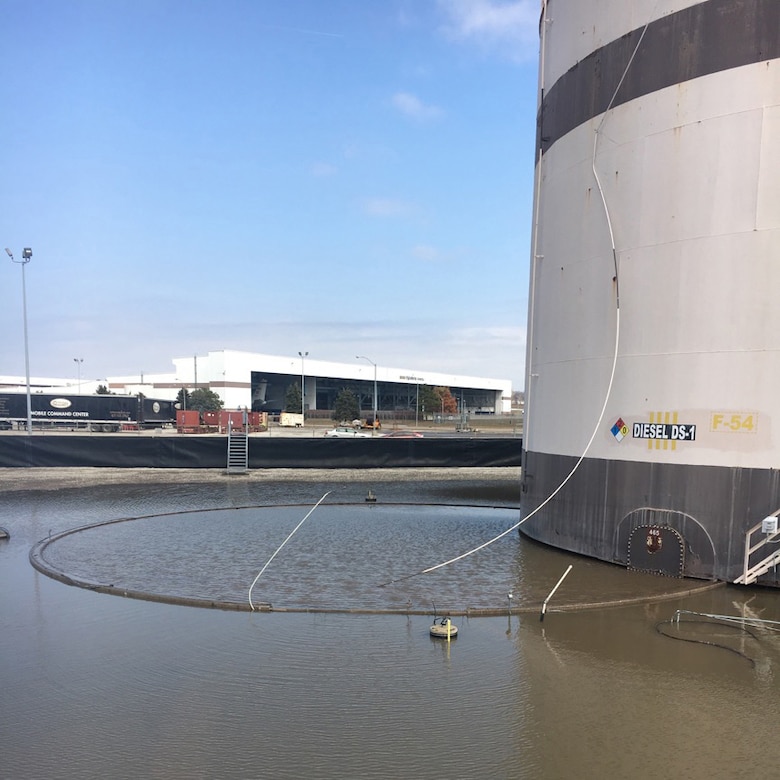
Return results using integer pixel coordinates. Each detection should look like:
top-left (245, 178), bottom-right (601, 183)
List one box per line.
top-left (248, 491), bottom-right (331, 611)
top-left (408, 5), bottom-right (661, 583)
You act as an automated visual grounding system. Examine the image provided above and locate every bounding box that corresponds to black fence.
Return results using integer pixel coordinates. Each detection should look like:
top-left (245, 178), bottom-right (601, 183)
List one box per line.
top-left (0, 435), bottom-right (521, 469)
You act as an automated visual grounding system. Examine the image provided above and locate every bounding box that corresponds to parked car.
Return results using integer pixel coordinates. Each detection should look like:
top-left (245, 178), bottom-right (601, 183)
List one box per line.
top-left (381, 430), bottom-right (424, 438)
top-left (324, 426), bottom-right (371, 438)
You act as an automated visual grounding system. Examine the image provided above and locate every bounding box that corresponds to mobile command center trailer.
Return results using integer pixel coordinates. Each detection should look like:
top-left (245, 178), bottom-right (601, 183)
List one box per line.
top-left (521, 0), bottom-right (780, 586)
top-left (0, 393), bottom-right (177, 432)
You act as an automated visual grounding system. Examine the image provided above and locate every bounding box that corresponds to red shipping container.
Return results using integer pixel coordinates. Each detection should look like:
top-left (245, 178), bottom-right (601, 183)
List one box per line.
top-left (202, 410), bottom-right (219, 426)
top-left (177, 410), bottom-right (201, 433)
top-left (177, 410), bottom-right (200, 427)
top-left (219, 411), bottom-right (245, 430)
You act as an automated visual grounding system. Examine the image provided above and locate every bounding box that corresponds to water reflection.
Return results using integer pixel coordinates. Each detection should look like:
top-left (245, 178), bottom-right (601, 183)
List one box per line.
top-left (37, 504), bottom-right (527, 612)
top-left (2, 474), bottom-right (780, 779)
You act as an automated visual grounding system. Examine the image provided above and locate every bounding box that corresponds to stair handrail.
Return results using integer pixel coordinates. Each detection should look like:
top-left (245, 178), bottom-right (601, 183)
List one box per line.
top-left (225, 411), bottom-right (249, 473)
top-left (736, 510), bottom-right (780, 584)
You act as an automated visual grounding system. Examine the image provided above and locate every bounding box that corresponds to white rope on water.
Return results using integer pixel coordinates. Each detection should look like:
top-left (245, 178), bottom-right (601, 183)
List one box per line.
top-left (416, 310), bottom-right (621, 579)
top-left (674, 610), bottom-right (780, 632)
top-left (388, 10), bottom-right (662, 587)
top-left (248, 491), bottom-right (331, 611)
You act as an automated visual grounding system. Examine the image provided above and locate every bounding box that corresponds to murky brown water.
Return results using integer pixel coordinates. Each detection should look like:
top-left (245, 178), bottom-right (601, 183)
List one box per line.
top-left (2, 471), bottom-right (780, 779)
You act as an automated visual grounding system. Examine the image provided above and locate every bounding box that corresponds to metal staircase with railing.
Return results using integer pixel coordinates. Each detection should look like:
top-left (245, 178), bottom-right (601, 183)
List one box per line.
top-left (734, 512), bottom-right (780, 585)
top-left (226, 415), bottom-right (249, 474)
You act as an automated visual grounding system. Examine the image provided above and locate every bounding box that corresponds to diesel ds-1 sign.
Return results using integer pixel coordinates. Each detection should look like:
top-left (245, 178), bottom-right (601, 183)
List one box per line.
top-left (632, 423), bottom-right (696, 441)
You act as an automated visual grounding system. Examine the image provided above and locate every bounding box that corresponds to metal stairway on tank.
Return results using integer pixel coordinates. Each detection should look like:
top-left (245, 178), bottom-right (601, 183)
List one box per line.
top-left (735, 549), bottom-right (780, 585)
top-left (226, 415), bottom-right (249, 474)
top-left (734, 513), bottom-right (780, 585)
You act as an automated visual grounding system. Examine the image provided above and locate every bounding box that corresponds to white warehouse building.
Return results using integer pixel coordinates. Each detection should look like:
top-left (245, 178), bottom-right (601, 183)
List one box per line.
top-left (104, 350), bottom-right (512, 417)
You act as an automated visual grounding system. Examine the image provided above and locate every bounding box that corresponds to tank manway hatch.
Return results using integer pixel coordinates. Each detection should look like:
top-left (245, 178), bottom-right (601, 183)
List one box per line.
top-left (628, 525), bottom-right (684, 577)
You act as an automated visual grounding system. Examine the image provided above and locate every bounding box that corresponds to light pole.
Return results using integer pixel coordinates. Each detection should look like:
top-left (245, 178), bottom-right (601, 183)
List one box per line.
top-left (6, 247), bottom-right (33, 435)
top-left (74, 358), bottom-right (83, 392)
top-left (298, 351), bottom-right (308, 420)
top-left (356, 355), bottom-right (377, 432)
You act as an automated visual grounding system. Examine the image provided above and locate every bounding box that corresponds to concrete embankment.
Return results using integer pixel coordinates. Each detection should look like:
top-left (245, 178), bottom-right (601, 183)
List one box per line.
top-left (0, 465), bottom-right (521, 493)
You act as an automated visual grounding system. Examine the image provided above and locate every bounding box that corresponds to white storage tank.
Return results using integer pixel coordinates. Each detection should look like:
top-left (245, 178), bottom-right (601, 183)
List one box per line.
top-left (521, 0), bottom-right (780, 583)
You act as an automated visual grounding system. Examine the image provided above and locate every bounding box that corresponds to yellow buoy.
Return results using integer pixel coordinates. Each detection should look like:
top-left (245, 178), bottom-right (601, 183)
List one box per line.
top-left (429, 617), bottom-right (457, 639)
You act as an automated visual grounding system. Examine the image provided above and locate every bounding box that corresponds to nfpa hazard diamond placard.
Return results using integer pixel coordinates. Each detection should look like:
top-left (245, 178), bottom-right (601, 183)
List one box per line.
top-left (611, 418), bottom-right (628, 442)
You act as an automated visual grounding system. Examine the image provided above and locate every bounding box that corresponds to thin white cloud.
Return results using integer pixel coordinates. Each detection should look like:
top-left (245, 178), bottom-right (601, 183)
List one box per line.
top-left (362, 197), bottom-right (413, 217)
top-left (392, 91), bottom-right (443, 121)
top-left (311, 161), bottom-right (338, 177)
top-left (411, 244), bottom-right (442, 263)
top-left (20, 312), bottom-right (526, 390)
top-left (258, 24), bottom-right (345, 39)
top-left (437, 0), bottom-right (539, 62)
top-left (451, 324), bottom-right (525, 347)
top-left (342, 141), bottom-right (399, 162)
top-left (299, 320), bottom-right (525, 386)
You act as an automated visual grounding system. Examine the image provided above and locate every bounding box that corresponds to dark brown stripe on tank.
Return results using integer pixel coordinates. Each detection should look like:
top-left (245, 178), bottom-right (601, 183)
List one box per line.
top-left (539, 0), bottom-right (780, 153)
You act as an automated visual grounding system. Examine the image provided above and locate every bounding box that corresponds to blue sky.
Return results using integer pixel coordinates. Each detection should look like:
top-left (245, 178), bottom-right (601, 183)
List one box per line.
top-left (2, 0), bottom-right (540, 390)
